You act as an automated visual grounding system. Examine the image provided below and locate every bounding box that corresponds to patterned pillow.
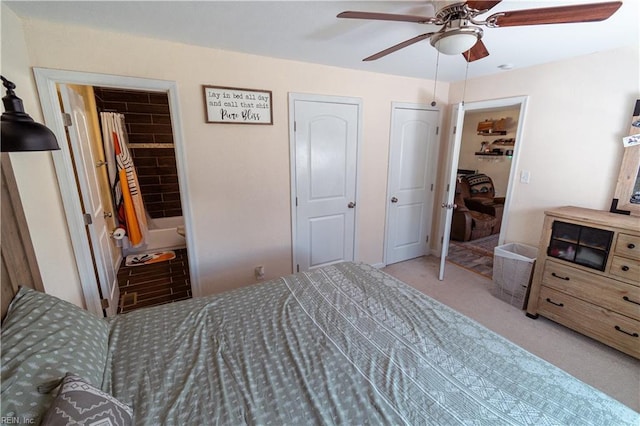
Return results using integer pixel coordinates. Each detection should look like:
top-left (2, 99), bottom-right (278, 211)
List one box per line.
top-left (41, 373), bottom-right (132, 426)
top-left (465, 174), bottom-right (494, 196)
top-left (1, 287), bottom-right (110, 424)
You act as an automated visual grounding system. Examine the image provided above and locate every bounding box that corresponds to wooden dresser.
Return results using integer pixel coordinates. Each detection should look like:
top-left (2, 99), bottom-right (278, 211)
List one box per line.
top-left (526, 206), bottom-right (640, 359)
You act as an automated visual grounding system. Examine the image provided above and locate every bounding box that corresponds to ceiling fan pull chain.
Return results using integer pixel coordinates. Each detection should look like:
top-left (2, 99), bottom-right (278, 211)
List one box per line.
top-left (431, 50), bottom-right (440, 107)
top-left (461, 53), bottom-right (471, 106)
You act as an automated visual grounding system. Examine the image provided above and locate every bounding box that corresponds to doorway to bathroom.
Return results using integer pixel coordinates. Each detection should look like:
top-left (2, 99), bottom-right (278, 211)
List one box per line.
top-left (34, 68), bottom-right (196, 316)
top-left (93, 86), bottom-right (191, 313)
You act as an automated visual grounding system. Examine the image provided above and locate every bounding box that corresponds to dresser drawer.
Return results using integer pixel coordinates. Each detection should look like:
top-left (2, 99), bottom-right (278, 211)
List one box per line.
top-left (542, 260), bottom-right (640, 320)
top-left (615, 233), bottom-right (640, 261)
top-left (537, 286), bottom-right (640, 359)
top-left (610, 256), bottom-right (640, 284)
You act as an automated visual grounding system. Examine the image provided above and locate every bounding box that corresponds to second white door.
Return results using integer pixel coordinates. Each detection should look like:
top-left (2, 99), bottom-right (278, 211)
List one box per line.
top-left (386, 105), bottom-right (439, 265)
top-left (291, 95), bottom-right (360, 272)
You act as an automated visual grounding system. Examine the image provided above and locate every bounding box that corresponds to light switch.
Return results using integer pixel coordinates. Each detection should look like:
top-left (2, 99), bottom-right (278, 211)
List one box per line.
top-left (520, 170), bottom-right (531, 184)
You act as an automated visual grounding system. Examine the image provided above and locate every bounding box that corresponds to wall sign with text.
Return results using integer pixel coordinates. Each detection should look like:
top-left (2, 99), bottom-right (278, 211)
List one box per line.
top-left (203, 85), bottom-right (273, 125)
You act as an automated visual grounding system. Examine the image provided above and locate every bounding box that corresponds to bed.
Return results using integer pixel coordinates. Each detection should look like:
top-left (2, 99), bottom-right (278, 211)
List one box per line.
top-left (1, 262), bottom-right (638, 425)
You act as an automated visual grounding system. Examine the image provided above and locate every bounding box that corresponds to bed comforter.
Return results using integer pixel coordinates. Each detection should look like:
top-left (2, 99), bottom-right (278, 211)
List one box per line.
top-left (103, 262), bottom-right (638, 425)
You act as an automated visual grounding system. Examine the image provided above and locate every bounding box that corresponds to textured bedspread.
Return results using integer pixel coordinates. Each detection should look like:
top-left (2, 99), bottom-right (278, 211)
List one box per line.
top-left (104, 262), bottom-right (638, 425)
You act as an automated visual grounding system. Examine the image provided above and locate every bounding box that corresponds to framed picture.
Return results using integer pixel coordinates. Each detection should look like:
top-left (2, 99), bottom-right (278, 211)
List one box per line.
top-left (203, 85), bottom-right (273, 125)
top-left (611, 100), bottom-right (640, 216)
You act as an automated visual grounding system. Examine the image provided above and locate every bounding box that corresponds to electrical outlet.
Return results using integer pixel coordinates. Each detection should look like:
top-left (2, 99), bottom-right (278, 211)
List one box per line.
top-left (255, 265), bottom-right (265, 280)
top-left (520, 170), bottom-right (531, 184)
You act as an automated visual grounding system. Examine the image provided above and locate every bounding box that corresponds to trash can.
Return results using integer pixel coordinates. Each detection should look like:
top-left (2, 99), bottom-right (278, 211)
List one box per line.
top-left (492, 243), bottom-right (538, 309)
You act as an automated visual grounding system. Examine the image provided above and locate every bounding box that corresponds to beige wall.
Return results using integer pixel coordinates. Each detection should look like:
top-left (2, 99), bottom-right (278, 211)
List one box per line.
top-left (1, 5), bottom-right (85, 306)
top-left (9, 15), bottom-right (449, 301)
top-left (447, 46), bottom-right (639, 247)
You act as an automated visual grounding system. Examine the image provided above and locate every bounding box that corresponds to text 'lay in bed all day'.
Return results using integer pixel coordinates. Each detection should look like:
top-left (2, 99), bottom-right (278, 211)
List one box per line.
top-left (207, 91), bottom-right (270, 122)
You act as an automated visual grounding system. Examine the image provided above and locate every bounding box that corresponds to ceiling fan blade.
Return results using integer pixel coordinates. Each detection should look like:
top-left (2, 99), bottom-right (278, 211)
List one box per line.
top-left (363, 32), bottom-right (435, 61)
top-left (337, 11), bottom-right (440, 25)
top-left (489, 1), bottom-right (622, 27)
top-left (466, 1), bottom-right (502, 12)
top-left (462, 39), bottom-right (490, 62)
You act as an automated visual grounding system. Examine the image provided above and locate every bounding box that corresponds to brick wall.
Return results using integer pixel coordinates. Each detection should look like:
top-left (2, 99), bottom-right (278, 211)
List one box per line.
top-left (94, 87), bottom-right (182, 219)
top-left (129, 147), bottom-right (183, 218)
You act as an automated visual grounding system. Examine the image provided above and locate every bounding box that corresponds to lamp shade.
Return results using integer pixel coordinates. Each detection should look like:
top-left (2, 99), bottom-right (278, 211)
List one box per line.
top-left (1, 76), bottom-right (60, 152)
top-left (430, 27), bottom-right (482, 55)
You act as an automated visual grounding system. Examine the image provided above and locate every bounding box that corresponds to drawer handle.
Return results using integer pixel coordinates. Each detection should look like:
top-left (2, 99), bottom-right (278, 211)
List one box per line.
top-left (621, 265), bottom-right (630, 272)
top-left (623, 296), bottom-right (640, 306)
top-left (546, 298), bottom-right (564, 307)
top-left (614, 325), bottom-right (639, 338)
top-left (551, 272), bottom-right (570, 281)
top-left (628, 243), bottom-right (636, 249)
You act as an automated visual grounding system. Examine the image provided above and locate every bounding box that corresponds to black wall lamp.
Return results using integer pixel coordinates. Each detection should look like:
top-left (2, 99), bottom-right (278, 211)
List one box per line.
top-left (1, 75), bottom-right (59, 152)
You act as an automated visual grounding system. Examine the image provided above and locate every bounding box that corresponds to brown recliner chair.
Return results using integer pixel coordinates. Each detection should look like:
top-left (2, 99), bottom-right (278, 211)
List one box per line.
top-left (451, 184), bottom-right (497, 242)
top-left (457, 173), bottom-right (505, 234)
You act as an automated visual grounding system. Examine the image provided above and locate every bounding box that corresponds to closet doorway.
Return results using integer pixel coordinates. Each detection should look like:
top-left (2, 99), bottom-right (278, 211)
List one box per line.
top-left (288, 93), bottom-right (362, 272)
top-left (34, 68), bottom-right (196, 316)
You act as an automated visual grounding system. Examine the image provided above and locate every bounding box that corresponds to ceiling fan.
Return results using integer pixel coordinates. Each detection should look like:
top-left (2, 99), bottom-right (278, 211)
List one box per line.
top-left (337, 1), bottom-right (623, 62)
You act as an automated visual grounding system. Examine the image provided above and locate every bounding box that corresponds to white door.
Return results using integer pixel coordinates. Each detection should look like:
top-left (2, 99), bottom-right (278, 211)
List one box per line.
top-left (291, 95), bottom-right (360, 271)
top-left (59, 84), bottom-right (120, 316)
top-left (385, 105), bottom-right (439, 265)
top-left (439, 103), bottom-right (465, 280)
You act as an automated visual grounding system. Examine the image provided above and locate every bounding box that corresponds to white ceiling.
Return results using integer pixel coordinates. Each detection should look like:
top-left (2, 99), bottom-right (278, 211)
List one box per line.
top-left (6, 1), bottom-right (639, 82)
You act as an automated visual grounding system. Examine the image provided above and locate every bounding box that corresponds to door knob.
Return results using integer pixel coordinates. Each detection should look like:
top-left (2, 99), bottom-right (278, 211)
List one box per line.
top-left (391, 197), bottom-right (398, 203)
top-left (103, 211), bottom-right (113, 218)
top-left (348, 202), bottom-right (356, 208)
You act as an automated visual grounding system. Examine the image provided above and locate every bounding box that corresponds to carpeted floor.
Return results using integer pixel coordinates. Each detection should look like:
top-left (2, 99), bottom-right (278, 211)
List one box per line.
top-left (382, 256), bottom-right (640, 412)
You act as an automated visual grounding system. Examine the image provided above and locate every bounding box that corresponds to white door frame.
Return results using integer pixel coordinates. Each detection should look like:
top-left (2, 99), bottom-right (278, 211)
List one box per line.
top-left (438, 96), bottom-right (529, 280)
top-left (288, 92), bottom-right (363, 272)
top-left (33, 68), bottom-right (199, 314)
top-left (383, 102), bottom-right (441, 266)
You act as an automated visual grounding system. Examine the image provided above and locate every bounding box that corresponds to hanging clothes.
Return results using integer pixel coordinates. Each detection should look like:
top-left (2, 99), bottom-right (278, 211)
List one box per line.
top-left (100, 112), bottom-right (148, 247)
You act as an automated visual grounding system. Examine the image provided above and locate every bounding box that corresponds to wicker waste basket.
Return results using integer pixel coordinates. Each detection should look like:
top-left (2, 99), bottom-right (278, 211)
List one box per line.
top-left (492, 243), bottom-right (538, 309)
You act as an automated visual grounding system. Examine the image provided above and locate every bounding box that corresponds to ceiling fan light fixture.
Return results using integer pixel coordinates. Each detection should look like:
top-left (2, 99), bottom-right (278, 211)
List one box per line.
top-left (430, 27), bottom-right (483, 55)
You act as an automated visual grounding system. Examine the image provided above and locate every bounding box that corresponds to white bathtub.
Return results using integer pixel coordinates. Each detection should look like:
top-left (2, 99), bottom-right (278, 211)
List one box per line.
top-left (123, 216), bottom-right (186, 255)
